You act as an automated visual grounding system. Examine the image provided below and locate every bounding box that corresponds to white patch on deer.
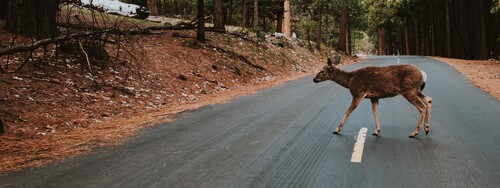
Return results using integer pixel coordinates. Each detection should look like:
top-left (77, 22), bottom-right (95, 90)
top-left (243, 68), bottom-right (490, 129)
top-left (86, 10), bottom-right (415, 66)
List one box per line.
top-left (421, 70), bottom-right (427, 82)
top-left (351, 127), bottom-right (368, 163)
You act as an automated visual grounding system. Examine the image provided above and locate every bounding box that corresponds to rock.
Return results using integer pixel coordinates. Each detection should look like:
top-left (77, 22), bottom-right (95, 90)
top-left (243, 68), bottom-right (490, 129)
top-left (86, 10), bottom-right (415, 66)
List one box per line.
top-left (211, 64), bottom-right (218, 70)
top-left (178, 74), bottom-right (188, 81)
top-left (0, 119), bottom-right (5, 134)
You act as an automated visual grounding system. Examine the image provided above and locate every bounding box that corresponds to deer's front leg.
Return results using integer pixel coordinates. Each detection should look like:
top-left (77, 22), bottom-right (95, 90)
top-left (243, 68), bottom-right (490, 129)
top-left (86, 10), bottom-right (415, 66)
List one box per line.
top-left (333, 95), bottom-right (365, 134)
top-left (370, 98), bottom-right (381, 136)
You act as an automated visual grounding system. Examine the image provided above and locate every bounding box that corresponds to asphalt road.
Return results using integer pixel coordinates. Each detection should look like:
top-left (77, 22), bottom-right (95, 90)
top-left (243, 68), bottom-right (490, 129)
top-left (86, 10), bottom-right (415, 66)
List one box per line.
top-left (2, 56), bottom-right (500, 188)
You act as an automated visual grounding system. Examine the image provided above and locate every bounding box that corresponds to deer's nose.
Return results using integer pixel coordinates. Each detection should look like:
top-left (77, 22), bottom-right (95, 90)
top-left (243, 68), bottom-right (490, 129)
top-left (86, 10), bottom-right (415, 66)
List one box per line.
top-left (313, 78), bottom-right (319, 83)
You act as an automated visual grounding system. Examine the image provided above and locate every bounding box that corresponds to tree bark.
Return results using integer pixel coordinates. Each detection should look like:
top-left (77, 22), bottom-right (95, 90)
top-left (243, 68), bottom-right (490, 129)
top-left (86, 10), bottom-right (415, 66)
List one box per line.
top-left (306, 27), bottom-right (312, 52)
top-left (173, 0), bottom-right (179, 15)
top-left (282, 0), bottom-right (291, 37)
top-left (0, 0), bottom-right (8, 20)
top-left (315, 7), bottom-right (322, 50)
top-left (6, 0), bottom-right (59, 37)
top-left (478, 0), bottom-right (489, 59)
top-left (347, 3), bottom-right (352, 55)
top-left (276, 7), bottom-right (283, 33)
top-left (414, 20), bottom-right (420, 55)
top-left (338, 4), bottom-right (348, 53)
top-left (430, 1), bottom-right (436, 56)
top-left (147, 0), bottom-right (158, 16)
top-left (213, 0), bottom-right (225, 32)
top-left (377, 28), bottom-right (385, 55)
top-left (252, 0), bottom-right (259, 27)
top-left (404, 26), bottom-right (410, 55)
top-left (197, 0), bottom-right (205, 42)
top-left (241, 0), bottom-right (248, 28)
top-left (228, 0), bottom-right (233, 25)
top-left (444, 0), bottom-right (452, 57)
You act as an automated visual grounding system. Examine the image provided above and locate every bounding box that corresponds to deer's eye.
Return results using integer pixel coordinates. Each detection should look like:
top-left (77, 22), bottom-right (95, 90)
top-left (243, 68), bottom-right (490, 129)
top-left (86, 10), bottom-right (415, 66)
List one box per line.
top-left (320, 71), bottom-right (325, 74)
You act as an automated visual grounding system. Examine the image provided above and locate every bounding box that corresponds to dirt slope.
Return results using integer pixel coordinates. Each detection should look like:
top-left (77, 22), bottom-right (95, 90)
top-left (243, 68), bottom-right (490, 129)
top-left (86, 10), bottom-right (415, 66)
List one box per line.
top-left (429, 57), bottom-right (500, 100)
top-left (0, 20), bottom-right (358, 172)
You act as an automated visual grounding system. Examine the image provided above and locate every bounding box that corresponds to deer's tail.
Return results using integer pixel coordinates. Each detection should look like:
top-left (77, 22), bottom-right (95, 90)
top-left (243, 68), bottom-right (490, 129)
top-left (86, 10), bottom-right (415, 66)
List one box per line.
top-left (420, 70), bottom-right (427, 91)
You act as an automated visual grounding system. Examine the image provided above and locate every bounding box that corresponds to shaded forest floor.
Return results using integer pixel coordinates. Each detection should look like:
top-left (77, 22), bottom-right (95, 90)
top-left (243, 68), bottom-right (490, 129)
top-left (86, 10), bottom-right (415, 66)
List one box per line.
top-left (430, 57), bottom-right (500, 100)
top-left (0, 17), bottom-right (358, 172)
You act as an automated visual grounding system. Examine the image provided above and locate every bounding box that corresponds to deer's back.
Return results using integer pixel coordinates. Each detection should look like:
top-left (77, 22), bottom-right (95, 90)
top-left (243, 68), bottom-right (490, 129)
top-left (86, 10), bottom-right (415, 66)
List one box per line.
top-left (348, 64), bottom-right (424, 98)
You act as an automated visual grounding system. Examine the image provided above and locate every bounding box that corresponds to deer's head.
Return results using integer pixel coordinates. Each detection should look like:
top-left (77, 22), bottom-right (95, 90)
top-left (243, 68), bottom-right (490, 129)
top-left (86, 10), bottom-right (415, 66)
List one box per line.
top-left (313, 57), bottom-right (341, 83)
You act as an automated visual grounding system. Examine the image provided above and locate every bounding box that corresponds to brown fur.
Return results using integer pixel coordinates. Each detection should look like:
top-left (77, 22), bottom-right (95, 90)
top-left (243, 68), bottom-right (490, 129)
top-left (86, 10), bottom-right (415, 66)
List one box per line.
top-left (313, 57), bottom-right (432, 137)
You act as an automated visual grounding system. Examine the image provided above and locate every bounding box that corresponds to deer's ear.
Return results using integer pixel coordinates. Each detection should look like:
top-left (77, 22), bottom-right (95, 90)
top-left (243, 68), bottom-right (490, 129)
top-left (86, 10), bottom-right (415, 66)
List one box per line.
top-left (327, 58), bottom-right (333, 66)
top-left (332, 56), bottom-right (341, 66)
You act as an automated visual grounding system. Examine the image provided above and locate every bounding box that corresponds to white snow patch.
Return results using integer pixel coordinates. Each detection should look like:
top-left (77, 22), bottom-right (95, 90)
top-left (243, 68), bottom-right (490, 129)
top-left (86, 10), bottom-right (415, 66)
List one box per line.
top-left (81, 0), bottom-right (143, 17)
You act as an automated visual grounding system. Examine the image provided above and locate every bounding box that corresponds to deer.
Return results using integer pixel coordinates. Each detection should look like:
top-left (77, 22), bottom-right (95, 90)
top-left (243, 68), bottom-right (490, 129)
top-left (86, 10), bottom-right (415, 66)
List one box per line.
top-left (313, 56), bottom-right (432, 138)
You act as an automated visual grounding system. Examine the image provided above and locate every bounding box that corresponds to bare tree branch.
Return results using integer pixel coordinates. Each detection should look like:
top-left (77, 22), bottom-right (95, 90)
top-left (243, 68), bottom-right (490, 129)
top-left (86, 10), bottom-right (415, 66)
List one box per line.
top-left (78, 41), bottom-right (93, 74)
top-left (0, 29), bottom-right (112, 56)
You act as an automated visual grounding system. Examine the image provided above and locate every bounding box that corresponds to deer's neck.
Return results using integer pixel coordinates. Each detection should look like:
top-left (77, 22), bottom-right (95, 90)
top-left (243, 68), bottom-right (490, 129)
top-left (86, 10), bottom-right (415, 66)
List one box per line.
top-left (331, 69), bottom-right (352, 89)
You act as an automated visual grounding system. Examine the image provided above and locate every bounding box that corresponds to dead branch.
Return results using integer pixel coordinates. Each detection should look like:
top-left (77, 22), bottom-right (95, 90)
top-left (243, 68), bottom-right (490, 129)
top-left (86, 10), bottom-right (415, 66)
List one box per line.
top-left (0, 29), bottom-right (113, 56)
top-left (78, 41), bottom-right (93, 74)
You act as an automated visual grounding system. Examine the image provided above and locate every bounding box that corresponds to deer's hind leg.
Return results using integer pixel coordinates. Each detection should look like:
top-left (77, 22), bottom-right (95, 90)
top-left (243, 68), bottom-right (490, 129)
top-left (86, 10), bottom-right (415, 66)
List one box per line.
top-left (333, 94), bottom-right (366, 134)
top-left (418, 92), bottom-right (432, 135)
top-left (402, 92), bottom-right (427, 138)
top-left (371, 98), bottom-right (381, 136)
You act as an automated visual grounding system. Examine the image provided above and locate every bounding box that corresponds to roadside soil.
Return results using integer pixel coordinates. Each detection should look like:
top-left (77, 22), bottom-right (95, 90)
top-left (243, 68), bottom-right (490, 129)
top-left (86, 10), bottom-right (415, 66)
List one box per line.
top-left (0, 18), bottom-right (357, 172)
top-left (429, 57), bottom-right (500, 100)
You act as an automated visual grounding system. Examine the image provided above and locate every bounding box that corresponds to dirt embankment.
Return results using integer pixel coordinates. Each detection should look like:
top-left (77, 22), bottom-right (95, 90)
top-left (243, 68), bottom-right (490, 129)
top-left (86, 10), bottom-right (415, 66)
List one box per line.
top-left (0, 20), bottom-right (358, 172)
top-left (429, 57), bottom-right (500, 100)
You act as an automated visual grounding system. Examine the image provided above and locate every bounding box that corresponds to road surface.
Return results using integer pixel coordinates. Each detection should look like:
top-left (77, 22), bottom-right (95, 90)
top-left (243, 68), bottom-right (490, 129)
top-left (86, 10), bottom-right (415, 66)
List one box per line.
top-left (2, 56), bottom-right (500, 188)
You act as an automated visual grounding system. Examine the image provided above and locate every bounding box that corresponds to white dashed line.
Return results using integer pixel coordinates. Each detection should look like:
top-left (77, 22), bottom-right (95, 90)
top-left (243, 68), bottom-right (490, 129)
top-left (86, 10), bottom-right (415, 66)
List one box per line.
top-left (351, 127), bottom-right (368, 163)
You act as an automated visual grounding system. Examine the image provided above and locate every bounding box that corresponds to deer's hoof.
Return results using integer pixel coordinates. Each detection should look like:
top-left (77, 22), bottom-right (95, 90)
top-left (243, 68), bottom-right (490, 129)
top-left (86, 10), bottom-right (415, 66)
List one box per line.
top-left (372, 132), bottom-right (379, 136)
top-left (425, 130), bottom-right (429, 135)
top-left (409, 133), bottom-right (418, 138)
top-left (332, 131), bottom-right (339, 135)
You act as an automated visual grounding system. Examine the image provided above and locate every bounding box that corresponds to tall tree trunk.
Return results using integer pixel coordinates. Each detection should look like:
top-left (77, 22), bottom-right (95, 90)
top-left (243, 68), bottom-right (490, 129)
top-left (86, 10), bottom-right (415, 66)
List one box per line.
top-left (6, 0), bottom-right (59, 37)
top-left (147, 0), bottom-right (158, 15)
top-left (377, 28), bottom-right (385, 55)
top-left (444, 0), bottom-right (452, 57)
top-left (347, 4), bottom-right (352, 55)
top-left (282, 0), bottom-right (291, 37)
top-left (405, 26), bottom-right (410, 55)
top-left (414, 20), bottom-right (420, 55)
top-left (315, 8), bottom-right (322, 50)
top-left (197, 0), bottom-right (205, 42)
top-left (386, 26), bottom-right (392, 55)
top-left (173, 0), bottom-right (179, 15)
top-left (478, 0), bottom-right (489, 59)
top-left (213, 0), bottom-right (225, 32)
top-left (0, 0), bottom-right (8, 20)
top-left (430, 1), bottom-right (436, 56)
top-left (241, 0), bottom-right (248, 27)
top-left (228, 0), bottom-right (233, 25)
top-left (338, 4), bottom-right (348, 52)
top-left (306, 27), bottom-right (313, 52)
top-left (276, 8), bottom-right (283, 33)
top-left (252, 0), bottom-right (259, 27)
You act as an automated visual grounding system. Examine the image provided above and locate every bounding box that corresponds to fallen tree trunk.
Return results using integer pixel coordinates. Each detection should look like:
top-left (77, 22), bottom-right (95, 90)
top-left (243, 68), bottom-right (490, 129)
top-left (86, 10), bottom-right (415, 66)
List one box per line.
top-left (0, 23), bottom-right (224, 57)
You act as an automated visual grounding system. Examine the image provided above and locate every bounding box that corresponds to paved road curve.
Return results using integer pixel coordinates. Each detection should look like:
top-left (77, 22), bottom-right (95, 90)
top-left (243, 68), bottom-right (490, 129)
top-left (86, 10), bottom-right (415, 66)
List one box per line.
top-left (2, 56), bottom-right (500, 188)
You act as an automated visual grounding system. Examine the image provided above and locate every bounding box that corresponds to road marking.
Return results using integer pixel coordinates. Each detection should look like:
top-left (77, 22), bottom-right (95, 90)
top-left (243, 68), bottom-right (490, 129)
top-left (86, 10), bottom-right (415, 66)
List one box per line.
top-left (351, 127), bottom-right (368, 163)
